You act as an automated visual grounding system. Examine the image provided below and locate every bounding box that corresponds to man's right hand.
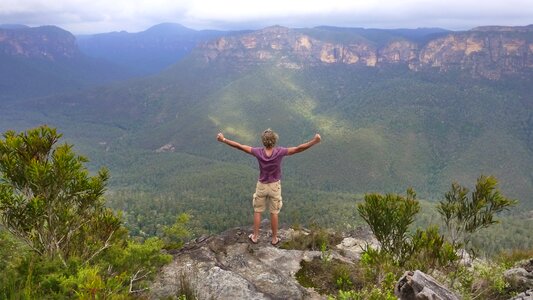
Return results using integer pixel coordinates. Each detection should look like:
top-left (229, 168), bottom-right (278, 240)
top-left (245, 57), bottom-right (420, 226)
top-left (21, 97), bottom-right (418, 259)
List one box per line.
top-left (314, 133), bottom-right (321, 143)
top-left (217, 133), bottom-right (225, 142)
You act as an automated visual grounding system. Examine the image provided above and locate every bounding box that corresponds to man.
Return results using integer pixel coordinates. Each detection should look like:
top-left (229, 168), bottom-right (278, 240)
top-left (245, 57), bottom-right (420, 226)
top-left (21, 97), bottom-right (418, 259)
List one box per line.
top-left (217, 129), bottom-right (321, 245)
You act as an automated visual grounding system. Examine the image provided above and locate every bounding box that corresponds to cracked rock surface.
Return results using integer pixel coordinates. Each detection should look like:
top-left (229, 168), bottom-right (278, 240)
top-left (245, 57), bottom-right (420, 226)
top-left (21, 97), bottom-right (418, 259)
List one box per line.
top-left (149, 220), bottom-right (374, 300)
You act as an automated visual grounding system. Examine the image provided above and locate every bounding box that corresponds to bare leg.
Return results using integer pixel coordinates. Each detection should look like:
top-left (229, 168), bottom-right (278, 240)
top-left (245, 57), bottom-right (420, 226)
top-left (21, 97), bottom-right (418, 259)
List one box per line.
top-left (270, 213), bottom-right (279, 243)
top-left (253, 212), bottom-right (261, 241)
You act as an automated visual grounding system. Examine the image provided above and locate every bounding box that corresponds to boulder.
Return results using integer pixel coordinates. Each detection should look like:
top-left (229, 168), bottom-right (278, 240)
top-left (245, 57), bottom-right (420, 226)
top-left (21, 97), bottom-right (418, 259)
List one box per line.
top-left (504, 259), bottom-right (533, 293)
top-left (335, 227), bottom-right (379, 261)
top-left (509, 289), bottom-right (533, 300)
top-left (395, 270), bottom-right (460, 300)
top-left (456, 249), bottom-right (473, 267)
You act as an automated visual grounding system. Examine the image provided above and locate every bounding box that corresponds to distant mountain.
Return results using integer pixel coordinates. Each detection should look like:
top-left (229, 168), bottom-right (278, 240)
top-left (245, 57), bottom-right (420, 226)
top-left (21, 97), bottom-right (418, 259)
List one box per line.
top-left (0, 24), bottom-right (29, 29)
top-left (0, 25), bottom-right (133, 101)
top-left (77, 23), bottom-right (244, 75)
top-left (471, 24), bottom-right (533, 32)
top-left (307, 26), bottom-right (451, 44)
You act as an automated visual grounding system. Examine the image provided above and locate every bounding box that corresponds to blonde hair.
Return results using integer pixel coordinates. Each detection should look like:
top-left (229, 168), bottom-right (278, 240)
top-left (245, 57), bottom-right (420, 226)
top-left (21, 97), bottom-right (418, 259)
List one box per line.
top-left (261, 128), bottom-right (278, 148)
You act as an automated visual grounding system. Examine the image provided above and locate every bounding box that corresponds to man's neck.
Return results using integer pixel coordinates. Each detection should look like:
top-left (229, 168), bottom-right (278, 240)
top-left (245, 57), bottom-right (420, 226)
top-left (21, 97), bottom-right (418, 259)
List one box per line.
top-left (264, 147), bottom-right (273, 157)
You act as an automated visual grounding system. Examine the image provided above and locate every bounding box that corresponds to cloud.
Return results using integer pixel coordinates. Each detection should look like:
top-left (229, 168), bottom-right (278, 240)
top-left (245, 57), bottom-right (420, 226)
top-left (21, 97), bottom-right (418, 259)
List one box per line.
top-left (0, 0), bottom-right (532, 34)
top-left (0, 0), bottom-right (190, 33)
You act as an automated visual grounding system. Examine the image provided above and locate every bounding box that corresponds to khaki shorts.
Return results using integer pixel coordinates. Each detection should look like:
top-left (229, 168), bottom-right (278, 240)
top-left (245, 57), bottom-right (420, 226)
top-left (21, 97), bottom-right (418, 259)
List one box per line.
top-left (253, 181), bottom-right (283, 214)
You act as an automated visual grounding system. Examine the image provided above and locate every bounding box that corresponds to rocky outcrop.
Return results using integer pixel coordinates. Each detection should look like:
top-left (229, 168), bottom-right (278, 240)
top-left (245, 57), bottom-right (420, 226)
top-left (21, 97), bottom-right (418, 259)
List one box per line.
top-left (0, 26), bottom-right (81, 60)
top-left (505, 258), bottom-right (533, 293)
top-left (150, 221), bottom-right (321, 299)
top-left (149, 221), bottom-right (377, 299)
top-left (199, 25), bottom-right (533, 79)
top-left (334, 226), bottom-right (379, 260)
top-left (395, 270), bottom-right (460, 300)
top-left (510, 289), bottom-right (533, 300)
top-left (155, 143), bottom-right (176, 153)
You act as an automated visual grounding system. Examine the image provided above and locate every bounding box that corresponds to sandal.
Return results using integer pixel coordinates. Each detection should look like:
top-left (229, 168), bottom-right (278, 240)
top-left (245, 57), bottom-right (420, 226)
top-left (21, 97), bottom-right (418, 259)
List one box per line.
top-left (271, 236), bottom-right (281, 246)
top-left (248, 234), bottom-right (258, 244)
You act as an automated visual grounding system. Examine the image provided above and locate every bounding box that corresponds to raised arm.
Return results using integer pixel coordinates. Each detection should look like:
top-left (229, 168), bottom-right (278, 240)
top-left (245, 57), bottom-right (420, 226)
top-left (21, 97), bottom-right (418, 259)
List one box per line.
top-left (217, 133), bottom-right (252, 154)
top-left (287, 133), bottom-right (321, 155)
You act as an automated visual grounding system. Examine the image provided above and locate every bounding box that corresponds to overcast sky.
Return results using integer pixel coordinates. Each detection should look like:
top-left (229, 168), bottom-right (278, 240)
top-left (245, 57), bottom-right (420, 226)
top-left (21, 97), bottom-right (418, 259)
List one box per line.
top-left (1, 0), bottom-right (533, 34)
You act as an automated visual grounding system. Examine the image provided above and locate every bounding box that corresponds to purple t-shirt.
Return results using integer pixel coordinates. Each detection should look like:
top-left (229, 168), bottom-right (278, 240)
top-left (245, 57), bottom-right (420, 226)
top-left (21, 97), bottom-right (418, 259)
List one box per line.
top-left (251, 146), bottom-right (289, 183)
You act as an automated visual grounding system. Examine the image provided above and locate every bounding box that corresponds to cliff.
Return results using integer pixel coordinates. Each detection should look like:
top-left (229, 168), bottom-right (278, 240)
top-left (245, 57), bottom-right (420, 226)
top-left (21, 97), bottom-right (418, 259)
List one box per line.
top-left (199, 25), bottom-right (533, 79)
top-left (0, 26), bottom-right (81, 60)
top-left (149, 221), bottom-right (533, 299)
top-left (149, 220), bottom-right (377, 299)
top-left (0, 26), bottom-right (133, 100)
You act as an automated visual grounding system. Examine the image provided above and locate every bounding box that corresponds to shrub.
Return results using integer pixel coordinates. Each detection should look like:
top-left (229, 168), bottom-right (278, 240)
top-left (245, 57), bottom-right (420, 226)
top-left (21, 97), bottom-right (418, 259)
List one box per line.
top-left (334, 265), bottom-right (354, 291)
top-left (329, 272), bottom-right (396, 300)
top-left (359, 247), bottom-right (400, 285)
top-left (59, 265), bottom-right (128, 299)
top-left (448, 261), bottom-right (512, 300)
top-left (296, 258), bottom-right (361, 295)
top-left (357, 188), bottom-right (419, 264)
top-left (0, 126), bottom-right (122, 264)
top-left (437, 175), bottom-right (517, 252)
top-left (0, 127), bottom-right (173, 298)
top-left (404, 225), bottom-right (457, 272)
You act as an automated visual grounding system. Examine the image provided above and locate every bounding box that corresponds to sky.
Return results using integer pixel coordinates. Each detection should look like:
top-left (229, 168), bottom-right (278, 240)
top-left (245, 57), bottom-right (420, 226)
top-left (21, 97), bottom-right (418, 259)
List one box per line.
top-left (1, 0), bottom-right (533, 34)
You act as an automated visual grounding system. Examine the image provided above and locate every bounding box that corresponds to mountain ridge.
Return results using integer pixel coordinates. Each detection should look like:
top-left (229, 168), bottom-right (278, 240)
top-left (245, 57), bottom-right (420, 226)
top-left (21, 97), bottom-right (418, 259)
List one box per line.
top-left (0, 25), bottom-right (133, 101)
top-left (198, 24), bottom-right (533, 80)
top-left (76, 22), bottom-right (242, 75)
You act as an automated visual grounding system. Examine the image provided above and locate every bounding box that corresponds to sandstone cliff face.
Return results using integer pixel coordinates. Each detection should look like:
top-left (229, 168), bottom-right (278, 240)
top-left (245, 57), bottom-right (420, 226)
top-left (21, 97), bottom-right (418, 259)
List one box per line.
top-left (418, 31), bottom-right (533, 79)
top-left (0, 26), bottom-right (80, 60)
top-left (202, 26), bottom-right (380, 68)
top-left (199, 25), bottom-right (533, 79)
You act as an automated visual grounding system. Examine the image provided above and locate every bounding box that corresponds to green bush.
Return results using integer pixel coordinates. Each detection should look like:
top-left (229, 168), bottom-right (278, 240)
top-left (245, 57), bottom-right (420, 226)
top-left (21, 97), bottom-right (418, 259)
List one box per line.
top-left (296, 258), bottom-right (361, 295)
top-left (334, 265), bottom-right (354, 291)
top-left (0, 238), bottom-right (171, 298)
top-left (359, 247), bottom-right (400, 285)
top-left (0, 126), bottom-right (122, 263)
top-left (438, 175), bottom-right (517, 252)
top-left (447, 262), bottom-right (512, 300)
top-left (357, 188), bottom-right (419, 264)
top-left (59, 265), bottom-right (128, 299)
top-left (0, 127), bottom-right (173, 299)
top-left (329, 272), bottom-right (396, 300)
top-left (405, 226), bottom-right (457, 272)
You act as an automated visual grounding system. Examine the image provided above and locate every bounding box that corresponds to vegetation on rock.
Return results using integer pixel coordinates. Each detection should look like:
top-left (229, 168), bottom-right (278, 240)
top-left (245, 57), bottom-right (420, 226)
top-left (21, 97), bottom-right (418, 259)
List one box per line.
top-left (0, 126), bottom-right (175, 298)
top-left (290, 179), bottom-right (525, 299)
